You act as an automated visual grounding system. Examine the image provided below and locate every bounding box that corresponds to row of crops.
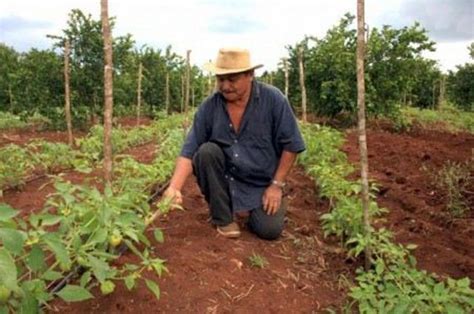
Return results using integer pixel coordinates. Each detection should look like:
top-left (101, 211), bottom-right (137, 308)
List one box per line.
top-left (0, 114), bottom-right (187, 194)
top-left (0, 114), bottom-right (187, 312)
top-left (298, 124), bottom-right (474, 313)
top-left (1, 112), bottom-right (473, 312)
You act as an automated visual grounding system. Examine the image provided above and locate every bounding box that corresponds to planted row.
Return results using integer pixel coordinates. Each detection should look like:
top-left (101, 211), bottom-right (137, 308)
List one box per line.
top-left (0, 120), bottom-right (186, 312)
top-left (298, 123), bottom-right (474, 313)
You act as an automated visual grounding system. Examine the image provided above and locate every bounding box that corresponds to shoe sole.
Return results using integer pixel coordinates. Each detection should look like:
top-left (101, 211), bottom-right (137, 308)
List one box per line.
top-left (216, 228), bottom-right (241, 239)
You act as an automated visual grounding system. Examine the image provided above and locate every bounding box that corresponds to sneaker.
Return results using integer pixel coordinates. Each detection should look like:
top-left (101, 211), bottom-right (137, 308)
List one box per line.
top-left (216, 222), bottom-right (241, 239)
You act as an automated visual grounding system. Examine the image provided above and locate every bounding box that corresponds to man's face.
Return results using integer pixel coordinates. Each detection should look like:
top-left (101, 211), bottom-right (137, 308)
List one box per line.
top-left (216, 71), bottom-right (253, 102)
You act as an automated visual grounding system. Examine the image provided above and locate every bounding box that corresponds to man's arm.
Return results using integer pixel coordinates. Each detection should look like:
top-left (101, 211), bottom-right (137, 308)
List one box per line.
top-left (262, 150), bottom-right (298, 215)
top-left (163, 156), bottom-right (193, 205)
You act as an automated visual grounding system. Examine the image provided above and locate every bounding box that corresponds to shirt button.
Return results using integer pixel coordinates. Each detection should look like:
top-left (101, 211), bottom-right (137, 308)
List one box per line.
top-left (234, 153), bottom-right (238, 157)
top-left (225, 175), bottom-right (228, 179)
top-left (230, 177), bottom-right (234, 181)
top-left (229, 123), bottom-right (232, 128)
top-left (234, 139), bottom-right (238, 143)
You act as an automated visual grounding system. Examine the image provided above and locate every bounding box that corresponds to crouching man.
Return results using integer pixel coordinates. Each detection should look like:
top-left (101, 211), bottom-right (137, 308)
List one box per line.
top-left (163, 47), bottom-right (305, 239)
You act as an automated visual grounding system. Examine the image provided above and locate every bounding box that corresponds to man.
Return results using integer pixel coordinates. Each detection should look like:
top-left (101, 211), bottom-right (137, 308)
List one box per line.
top-left (163, 47), bottom-right (305, 240)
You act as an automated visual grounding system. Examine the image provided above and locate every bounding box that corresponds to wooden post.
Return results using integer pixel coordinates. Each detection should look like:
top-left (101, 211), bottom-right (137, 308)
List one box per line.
top-left (136, 62), bottom-right (143, 125)
top-left (64, 39), bottom-right (73, 146)
top-left (357, 0), bottom-right (371, 270)
top-left (8, 83), bottom-right (13, 112)
top-left (184, 50), bottom-right (191, 113)
top-left (180, 74), bottom-right (184, 113)
top-left (438, 75), bottom-right (446, 109)
top-left (298, 46), bottom-right (307, 123)
top-left (283, 58), bottom-right (289, 98)
top-left (101, 0), bottom-right (114, 183)
top-left (165, 71), bottom-right (170, 114)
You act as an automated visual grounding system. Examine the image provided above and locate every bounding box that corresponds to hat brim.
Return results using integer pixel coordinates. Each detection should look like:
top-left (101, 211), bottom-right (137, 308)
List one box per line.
top-left (204, 63), bottom-right (263, 75)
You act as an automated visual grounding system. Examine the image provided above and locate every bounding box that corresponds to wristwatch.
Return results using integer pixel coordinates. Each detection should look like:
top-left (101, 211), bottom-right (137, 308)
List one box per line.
top-left (271, 180), bottom-right (286, 188)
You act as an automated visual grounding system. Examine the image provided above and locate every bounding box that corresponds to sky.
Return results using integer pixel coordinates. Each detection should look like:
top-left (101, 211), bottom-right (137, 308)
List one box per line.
top-left (0, 0), bottom-right (472, 73)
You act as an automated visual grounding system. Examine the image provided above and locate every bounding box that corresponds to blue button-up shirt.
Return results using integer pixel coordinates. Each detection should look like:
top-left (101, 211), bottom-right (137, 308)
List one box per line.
top-left (181, 80), bottom-right (305, 212)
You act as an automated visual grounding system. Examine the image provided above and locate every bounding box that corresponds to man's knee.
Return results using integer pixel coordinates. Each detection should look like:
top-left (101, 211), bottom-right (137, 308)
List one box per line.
top-left (248, 209), bottom-right (285, 240)
top-left (252, 223), bottom-right (283, 240)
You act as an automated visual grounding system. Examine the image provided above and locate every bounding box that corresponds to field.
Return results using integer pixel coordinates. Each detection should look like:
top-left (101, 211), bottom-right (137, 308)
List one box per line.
top-left (0, 113), bottom-right (472, 313)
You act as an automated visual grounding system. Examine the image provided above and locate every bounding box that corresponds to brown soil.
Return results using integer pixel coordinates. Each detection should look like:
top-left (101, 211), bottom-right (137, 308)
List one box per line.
top-left (343, 127), bottom-right (474, 281)
top-left (1, 123), bottom-right (473, 312)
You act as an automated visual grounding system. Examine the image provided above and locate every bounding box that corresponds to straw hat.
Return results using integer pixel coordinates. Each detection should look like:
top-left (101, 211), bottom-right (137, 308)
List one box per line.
top-left (205, 48), bottom-right (263, 75)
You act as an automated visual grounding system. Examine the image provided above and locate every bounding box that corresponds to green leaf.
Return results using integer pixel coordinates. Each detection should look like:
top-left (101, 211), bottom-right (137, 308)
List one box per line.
top-left (88, 255), bottom-right (109, 283)
top-left (0, 305), bottom-right (9, 314)
top-left (0, 248), bottom-right (18, 290)
top-left (40, 214), bottom-right (62, 227)
top-left (456, 277), bottom-right (470, 288)
top-left (153, 229), bottom-right (164, 243)
top-left (445, 303), bottom-right (465, 314)
top-left (41, 270), bottom-right (62, 281)
top-left (88, 228), bottom-right (107, 245)
top-left (0, 228), bottom-right (26, 255)
top-left (145, 279), bottom-right (160, 299)
top-left (20, 288), bottom-right (38, 314)
top-left (375, 262), bottom-right (384, 275)
top-left (56, 285), bottom-right (93, 302)
top-left (43, 234), bottom-right (71, 268)
top-left (80, 271), bottom-right (92, 288)
top-left (124, 275), bottom-right (136, 291)
top-left (27, 244), bottom-right (46, 272)
top-left (0, 204), bottom-right (18, 222)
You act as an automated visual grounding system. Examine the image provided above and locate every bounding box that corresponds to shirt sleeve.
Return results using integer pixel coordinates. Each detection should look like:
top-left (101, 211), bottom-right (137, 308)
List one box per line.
top-left (180, 102), bottom-right (211, 158)
top-left (272, 91), bottom-right (306, 154)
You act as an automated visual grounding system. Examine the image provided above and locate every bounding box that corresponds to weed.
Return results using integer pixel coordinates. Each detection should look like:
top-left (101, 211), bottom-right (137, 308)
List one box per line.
top-left (248, 252), bottom-right (268, 269)
top-left (431, 159), bottom-right (473, 218)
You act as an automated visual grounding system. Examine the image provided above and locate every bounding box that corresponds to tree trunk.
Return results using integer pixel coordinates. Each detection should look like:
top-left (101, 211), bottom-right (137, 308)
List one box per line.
top-left (136, 62), bottom-right (143, 125)
top-left (298, 46), bottom-right (307, 123)
top-left (8, 83), bottom-right (13, 112)
top-left (283, 58), bottom-right (289, 98)
top-left (438, 75), bottom-right (446, 109)
top-left (180, 74), bottom-right (184, 113)
top-left (208, 73), bottom-right (213, 95)
top-left (184, 50), bottom-right (191, 113)
top-left (64, 39), bottom-right (73, 146)
top-left (101, 0), bottom-right (114, 183)
top-left (165, 71), bottom-right (170, 114)
top-left (357, 0), bottom-right (371, 270)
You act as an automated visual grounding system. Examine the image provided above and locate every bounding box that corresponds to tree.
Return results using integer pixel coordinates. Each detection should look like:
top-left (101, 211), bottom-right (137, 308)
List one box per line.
top-left (0, 44), bottom-right (19, 111)
top-left (447, 63), bottom-right (474, 111)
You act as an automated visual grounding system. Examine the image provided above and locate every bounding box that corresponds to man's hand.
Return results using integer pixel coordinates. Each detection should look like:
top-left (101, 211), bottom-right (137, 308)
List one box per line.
top-left (163, 186), bottom-right (183, 208)
top-left (262, 185), bottom-right (282, 215)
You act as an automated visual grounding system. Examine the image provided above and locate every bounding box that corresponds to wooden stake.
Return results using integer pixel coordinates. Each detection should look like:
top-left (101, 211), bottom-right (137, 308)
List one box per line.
top-left (357, 0), bottom-right (371, 270)
top-left (101, 0), bottom-right (114, 183)
top-left (298, 46), bottom-right (307, 123)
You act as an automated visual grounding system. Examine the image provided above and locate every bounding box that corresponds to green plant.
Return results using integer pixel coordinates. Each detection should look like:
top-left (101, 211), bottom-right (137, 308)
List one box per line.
top-left (0, 144), bottom-right (34, 192)
top-left (298, 122), bottom-right (474, 313)
top-left (0, 112), bottom-right (26, 130)
top-left (430, 159), bottom-right (473, 218)
top-left (248, 252), bottom-right (268, 269)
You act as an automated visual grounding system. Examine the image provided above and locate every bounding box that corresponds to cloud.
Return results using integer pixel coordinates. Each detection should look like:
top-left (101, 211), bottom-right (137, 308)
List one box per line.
top-left (208, 16), bottom-right (265, 34)
top-left (402, 0), bottom-right (473, 42)
top-left (372, 0), bottom-right (473, 42)
top-left (0, 15), bottom-right (51, 32)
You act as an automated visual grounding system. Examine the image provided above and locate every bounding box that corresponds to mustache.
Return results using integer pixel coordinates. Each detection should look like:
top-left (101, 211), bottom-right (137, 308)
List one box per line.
top-left (220, 89), bottom-right (235, 93)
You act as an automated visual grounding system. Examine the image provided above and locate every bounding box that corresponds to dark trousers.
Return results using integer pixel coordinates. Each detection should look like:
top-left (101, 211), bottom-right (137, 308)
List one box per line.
top-left (192, 142), bottom-right (285, 240)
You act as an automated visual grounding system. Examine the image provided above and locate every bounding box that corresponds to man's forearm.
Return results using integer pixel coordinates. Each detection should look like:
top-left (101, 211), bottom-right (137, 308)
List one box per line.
top-left (273, 150), bottom-right (298, 183)
top-left (169, 156), bottom-right (193, 190)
